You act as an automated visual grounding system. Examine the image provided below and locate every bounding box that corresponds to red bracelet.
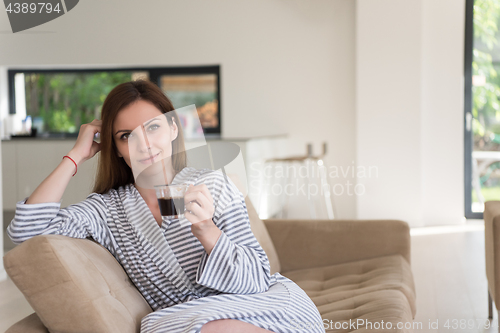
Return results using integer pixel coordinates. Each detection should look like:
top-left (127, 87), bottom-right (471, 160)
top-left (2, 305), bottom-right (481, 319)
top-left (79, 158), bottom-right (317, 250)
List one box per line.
top-left (63, 155), bottom-right (77, 177)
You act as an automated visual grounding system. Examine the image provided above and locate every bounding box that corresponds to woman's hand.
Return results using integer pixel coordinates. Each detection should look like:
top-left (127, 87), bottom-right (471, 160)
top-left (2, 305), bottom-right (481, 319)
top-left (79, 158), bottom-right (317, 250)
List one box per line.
top-left (184, 184), bottom-right (221, 255)
top-left (68, 119), bottom-right (102, 165)
top-left (184, 184), bottom-right (214, 224)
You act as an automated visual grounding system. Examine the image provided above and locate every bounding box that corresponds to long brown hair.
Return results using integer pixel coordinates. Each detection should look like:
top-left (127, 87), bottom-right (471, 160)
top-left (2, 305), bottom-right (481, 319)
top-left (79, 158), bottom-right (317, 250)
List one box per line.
top-left (92, 79), bottom-right (186, 194)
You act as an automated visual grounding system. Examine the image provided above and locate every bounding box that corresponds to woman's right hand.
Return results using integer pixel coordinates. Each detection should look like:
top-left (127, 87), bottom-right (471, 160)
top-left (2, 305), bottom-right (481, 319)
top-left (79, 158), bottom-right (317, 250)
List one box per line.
top-left (68, 119), bottom-right (102, 165)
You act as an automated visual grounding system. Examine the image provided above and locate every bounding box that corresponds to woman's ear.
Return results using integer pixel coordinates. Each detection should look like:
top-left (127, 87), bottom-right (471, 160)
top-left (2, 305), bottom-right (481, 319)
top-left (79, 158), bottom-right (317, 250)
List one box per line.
top-left (170, 117), bottom-right (178, 141)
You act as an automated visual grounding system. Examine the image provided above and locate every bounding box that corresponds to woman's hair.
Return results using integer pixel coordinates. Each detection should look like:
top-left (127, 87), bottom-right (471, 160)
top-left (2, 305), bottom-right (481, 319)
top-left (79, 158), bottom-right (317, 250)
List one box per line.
top-left (92, 79), bottom-right (186, 194)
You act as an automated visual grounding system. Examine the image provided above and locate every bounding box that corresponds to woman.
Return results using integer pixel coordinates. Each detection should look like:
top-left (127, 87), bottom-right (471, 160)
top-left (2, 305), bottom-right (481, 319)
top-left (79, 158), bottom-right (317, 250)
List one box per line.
top-left (7, 80), bottom-right (325, 333)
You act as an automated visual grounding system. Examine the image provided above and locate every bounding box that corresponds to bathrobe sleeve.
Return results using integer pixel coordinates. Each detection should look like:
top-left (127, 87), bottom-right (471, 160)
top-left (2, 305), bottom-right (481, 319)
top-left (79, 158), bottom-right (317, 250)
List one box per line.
top-left (7, 193), bottom-right (111, 247)
top-left (195, 174), bottom-right (272, 294)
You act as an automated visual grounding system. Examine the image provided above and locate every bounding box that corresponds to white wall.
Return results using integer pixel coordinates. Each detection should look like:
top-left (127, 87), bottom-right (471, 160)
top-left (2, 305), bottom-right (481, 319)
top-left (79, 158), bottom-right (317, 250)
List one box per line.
top-left (421, 0), bottom-right (465, 226)
top-left (356, 0), bottom-right (465, 227)
top-left (0, 0), bottom-right (357, 227)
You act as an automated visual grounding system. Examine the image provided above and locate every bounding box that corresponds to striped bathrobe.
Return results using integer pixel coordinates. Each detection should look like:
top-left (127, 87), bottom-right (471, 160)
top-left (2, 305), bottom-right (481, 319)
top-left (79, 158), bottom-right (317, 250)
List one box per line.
top-left (7, 167), bottom-right (325, 333)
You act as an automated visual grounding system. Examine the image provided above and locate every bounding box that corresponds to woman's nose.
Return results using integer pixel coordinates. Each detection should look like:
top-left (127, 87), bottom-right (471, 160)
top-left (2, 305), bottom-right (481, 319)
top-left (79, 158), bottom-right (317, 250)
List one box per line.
top-left (133, 132), bottom-right (151, 153)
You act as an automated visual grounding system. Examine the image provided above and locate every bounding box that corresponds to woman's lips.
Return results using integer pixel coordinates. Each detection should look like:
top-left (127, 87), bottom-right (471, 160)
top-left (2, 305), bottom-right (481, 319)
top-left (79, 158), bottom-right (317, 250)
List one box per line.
top-left (138, 152), bottom-right (160, 164)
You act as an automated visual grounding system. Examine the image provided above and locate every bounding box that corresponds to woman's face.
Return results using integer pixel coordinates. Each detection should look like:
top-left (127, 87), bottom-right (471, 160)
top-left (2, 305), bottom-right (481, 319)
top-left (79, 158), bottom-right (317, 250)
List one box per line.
top-left (113, 100), bottom-right (178, 178)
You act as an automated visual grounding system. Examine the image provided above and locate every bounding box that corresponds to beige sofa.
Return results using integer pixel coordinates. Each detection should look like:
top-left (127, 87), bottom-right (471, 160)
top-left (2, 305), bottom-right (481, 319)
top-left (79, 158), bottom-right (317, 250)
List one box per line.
top-left (4, 197), bottom-right (416, 333)
top-left (484, 201), bottom-right (500, 326)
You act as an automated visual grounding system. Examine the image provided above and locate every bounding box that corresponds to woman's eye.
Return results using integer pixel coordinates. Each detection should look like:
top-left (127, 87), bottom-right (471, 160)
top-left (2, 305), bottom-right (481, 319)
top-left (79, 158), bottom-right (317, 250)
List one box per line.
top-left (147, 124), bottom-right (160, 132)
top-left (120, 132), bottom-right (132, 140)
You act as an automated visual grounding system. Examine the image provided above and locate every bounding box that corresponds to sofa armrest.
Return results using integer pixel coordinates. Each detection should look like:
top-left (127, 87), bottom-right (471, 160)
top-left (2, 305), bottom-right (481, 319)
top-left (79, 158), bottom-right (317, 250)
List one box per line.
top-left (263, 219), bottom-right (411, 273)
top-left (6, 313), bottom-right (48, 333)
top-left (484, 201), bottom-right (500, 305)
top-left (3, 235), bottom-right (152, 333)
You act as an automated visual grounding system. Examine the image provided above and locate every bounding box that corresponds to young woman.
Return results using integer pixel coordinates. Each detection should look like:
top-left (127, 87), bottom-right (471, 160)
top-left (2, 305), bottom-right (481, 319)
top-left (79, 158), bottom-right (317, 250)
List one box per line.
top-left (7, 80), bottom-right (325, 333)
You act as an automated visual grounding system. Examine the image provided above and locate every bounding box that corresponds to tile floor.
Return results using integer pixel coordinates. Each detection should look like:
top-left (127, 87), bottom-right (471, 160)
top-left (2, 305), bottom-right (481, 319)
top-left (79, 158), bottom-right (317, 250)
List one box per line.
top-left (410, 221), bottom-right (496, 332)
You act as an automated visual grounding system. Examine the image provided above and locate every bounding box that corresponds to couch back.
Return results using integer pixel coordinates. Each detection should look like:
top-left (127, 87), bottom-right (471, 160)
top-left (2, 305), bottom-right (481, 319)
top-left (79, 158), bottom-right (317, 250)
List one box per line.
top-left (227, 173), bottom-right (281, 274)
top-left (243, 196), bottom-right (281, 274)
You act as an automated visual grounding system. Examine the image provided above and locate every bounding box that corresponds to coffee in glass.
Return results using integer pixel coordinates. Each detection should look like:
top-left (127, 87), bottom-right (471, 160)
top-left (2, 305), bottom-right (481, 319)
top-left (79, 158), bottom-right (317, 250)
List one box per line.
top-left (154, 184), bottom-right (188, 218)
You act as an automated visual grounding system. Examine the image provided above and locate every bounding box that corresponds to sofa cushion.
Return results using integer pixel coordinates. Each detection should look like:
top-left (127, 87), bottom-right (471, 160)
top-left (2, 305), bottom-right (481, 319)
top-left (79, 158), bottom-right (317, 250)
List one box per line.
top-left (284, 254), bottom-right (416, 332)
top-left (315, 290), bottom-right (415, 333)
top-left (3, 235), bottom-right (152, 333)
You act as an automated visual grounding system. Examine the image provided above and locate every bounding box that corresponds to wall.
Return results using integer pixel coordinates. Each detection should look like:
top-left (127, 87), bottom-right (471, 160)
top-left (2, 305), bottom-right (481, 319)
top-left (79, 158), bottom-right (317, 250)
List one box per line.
top-left (0, 0), bottom-right (357, 279)
top-left (0, 0), bottom-right (357, 217)
top-left (0, 0), bottom-right (468, 283)
top-left (356, 0), bottom-right (465, 227)
top-left (421, 0), bottom-right (465, 226)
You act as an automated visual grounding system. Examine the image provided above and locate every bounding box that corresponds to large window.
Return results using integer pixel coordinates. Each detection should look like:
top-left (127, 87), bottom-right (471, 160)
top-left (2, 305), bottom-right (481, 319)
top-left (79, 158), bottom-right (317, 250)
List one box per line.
top-left (465, 0), bottom-right (500, 218)
top-left (7, 66), bottom-right (221, 138)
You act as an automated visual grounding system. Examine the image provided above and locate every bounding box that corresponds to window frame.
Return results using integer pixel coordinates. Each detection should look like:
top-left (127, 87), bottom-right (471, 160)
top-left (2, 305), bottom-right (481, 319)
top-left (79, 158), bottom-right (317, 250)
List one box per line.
top-left (464, 0), bottom-right (483, 219)
top-left (7, 65), bottom-right (222, 136)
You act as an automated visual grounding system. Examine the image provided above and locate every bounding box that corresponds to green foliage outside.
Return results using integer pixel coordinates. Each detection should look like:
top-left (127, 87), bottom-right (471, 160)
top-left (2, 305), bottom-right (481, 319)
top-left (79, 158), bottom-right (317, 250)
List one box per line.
top-left (24, 72), bottom-right (133, 133)
top-left (472, 186), bottom-right (500, 203)
top-left (473, 1), bottom-right (500, 203)
top-left (473, 0), bottom-right (500, 146)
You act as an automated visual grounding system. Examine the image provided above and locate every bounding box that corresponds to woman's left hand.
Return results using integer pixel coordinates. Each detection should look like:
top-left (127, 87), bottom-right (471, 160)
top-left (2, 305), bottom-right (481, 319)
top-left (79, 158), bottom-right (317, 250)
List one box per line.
top-left (184, 184), bottom-right (221, 254)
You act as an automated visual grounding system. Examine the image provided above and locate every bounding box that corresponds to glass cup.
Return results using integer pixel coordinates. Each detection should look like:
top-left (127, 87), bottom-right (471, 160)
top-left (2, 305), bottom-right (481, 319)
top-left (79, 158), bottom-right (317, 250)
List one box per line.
top-left (154, 184), bottom-right (188, 218)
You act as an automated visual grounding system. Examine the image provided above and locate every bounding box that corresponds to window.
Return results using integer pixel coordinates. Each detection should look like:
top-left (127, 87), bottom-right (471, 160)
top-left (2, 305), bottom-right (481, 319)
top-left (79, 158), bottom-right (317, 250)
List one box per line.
top-left (8, 65), bottom-right (221, 138)
top-left (465, 0), bottom-right (500, 218)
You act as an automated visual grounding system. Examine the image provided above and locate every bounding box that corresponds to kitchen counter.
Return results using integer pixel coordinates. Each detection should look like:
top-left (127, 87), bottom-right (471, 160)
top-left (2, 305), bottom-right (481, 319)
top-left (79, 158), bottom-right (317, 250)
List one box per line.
top-left (2, 134), bottom-right (288, 216)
